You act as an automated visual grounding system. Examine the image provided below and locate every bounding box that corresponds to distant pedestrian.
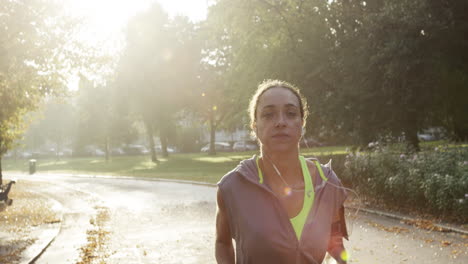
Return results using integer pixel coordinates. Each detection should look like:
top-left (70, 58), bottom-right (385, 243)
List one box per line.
top-left (215, 79), bottom-right (349, 263)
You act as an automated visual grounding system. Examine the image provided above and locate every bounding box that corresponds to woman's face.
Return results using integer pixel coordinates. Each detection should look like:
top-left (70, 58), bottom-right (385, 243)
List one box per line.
top-left (254, 87), bottom-right (303, 154)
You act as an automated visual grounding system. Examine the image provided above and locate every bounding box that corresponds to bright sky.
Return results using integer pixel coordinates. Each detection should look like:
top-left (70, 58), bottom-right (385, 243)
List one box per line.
top-left (65, 0), bottom-right (208, 52)
top-left (63, 0), bottom-right (209, 89)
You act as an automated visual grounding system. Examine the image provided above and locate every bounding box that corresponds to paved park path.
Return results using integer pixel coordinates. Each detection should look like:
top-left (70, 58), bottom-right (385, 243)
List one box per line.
top-left (4, 174), bottom-right (467, 263)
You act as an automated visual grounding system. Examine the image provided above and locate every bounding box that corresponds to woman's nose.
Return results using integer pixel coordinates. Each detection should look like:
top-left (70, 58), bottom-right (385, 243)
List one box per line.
top-left (275, 113), bottom-right (287, 127)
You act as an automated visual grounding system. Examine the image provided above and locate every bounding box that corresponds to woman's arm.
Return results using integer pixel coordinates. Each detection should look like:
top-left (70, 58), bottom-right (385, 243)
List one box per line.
top-left (327, 207), bottom-right (348, 264)
top-left (215, 188), bottom-right (235, 264)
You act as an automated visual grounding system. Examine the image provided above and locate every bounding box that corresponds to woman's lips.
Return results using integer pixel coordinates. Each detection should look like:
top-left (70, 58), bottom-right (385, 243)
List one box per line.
top-left (272, 133), bottom-right (290, 139)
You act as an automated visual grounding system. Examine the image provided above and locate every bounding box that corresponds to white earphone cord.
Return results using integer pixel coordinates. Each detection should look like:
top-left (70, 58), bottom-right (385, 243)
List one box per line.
top-left (263, 150), bottom-right (362, 222)
top-left (300, 137), bottom-right (362, 224)
top-left (261, 152), bottom-right (305, 191)
top-left (325, 180), bottom-right (362, 223)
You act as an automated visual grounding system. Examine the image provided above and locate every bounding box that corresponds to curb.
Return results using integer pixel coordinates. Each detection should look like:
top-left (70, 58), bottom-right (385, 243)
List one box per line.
top-left (20, 191), bottom-right (64, 264)
top-left (353, 207), bottom-right (468, 236)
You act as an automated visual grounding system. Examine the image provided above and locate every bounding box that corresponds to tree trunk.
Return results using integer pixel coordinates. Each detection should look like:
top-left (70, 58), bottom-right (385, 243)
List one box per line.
top-left (105, 136), bottom-right (110, 162)
top-left (56, 141), bottom-right (59, 161)
top-left (160, 128), bottom-right (169, 158)
top-left (0, 157), bottom-right (3, 185)
top-left (404, 116), bottom-right (420, 152)
top-left (406, 131), bottom-right (420, 152)
top-left (209, 109), bottom-right (216, 155)
top-left (453, 122), bottom-right (468, 142)
top-left (144, 120), bottom-right (158, 163)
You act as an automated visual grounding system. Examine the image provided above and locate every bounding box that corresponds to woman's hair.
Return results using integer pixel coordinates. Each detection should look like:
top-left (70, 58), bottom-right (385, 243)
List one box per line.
top-left (248, 79), bottom-right (309, 137)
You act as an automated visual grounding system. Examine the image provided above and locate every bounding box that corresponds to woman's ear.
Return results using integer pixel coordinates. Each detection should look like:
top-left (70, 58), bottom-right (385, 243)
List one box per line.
top-left (251, 123), bottom-right (258, 136)
top-left (250, 123), bottom-right (258, 141)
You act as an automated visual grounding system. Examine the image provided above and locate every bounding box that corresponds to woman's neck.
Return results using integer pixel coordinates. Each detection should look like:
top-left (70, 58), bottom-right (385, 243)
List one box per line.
top-left (260, 147), bottom-right (301, 181)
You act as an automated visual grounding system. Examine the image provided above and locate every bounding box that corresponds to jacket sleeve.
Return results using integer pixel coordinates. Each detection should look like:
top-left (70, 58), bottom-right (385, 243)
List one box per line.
top-left (324, 164), bottom-right (349, 240)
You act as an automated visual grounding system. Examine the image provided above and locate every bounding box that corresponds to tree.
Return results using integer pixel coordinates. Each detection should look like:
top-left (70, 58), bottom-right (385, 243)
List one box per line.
top-left (115, 4), bottom-right (170, 162)
top-left (203, 0), bottom-right (338, 146)
top-left (116, 4), bottom-right (203, 160)
top-left (196, 65), bottom-right (238, 155)
top-left (156, 16), bottom-right (203, 157)
top-left (74, 76), bottom-right (109, 159)
top-left (195, 13), bottom-right (252, 155)
top-left (0, 0), bottom-right (81, 183)
top-left (22, 97), bottom-right (76, 158)
top-left (430, 1), bottom-right (468, 141)
top-left (204, 0), bottom-right (468, 149)
top-left (328, 0), bottom-right (468, 150)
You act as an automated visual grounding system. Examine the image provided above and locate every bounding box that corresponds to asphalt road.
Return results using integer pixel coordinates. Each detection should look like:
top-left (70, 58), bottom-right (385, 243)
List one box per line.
top-left (13, 174), bottom-right (468, 264)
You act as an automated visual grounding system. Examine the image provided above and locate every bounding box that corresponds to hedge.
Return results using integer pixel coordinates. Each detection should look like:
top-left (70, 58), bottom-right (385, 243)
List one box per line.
top-left (341, 145), bottom-right (468, 222)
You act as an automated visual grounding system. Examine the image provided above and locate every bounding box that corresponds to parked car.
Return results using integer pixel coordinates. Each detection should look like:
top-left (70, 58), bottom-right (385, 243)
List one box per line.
top-left (111, 147), bottom-right (125, 156)
top-left (233, 141), bottom-right (258, 151)
top-left (417, 133), bottom-right (436, 141)
top-left (155, 145), bottom-right (176, 153)
top-left (201, 142), bottom-right (232, 152)
top-left (56, 148), bottom-right (73, 157)
top-left (93, 149), bottom-right (106, 156)
top-left (41, 148), bottom-right (61, 158)
top-left (20, 151), bottom-right (33, 159)
top-left (123, 145), bottom-right (149, 155)
top-left (73, 146), bottom-right (105, 157)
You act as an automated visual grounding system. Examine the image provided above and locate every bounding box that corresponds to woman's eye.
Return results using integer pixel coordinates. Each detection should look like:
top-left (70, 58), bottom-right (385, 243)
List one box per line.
top-left (262, 112), bottom-right (274, 118)
top-left (287, 111), bottom-right (298, 117)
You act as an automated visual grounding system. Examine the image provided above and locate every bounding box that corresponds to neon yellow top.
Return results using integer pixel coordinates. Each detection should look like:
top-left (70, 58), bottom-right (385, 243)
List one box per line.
top-left (256, 156), bottom-right (328, 240)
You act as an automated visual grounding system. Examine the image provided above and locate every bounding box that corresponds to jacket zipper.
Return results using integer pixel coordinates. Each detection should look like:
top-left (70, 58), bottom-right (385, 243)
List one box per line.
top-left (239, 162), bottom-right (302, 262)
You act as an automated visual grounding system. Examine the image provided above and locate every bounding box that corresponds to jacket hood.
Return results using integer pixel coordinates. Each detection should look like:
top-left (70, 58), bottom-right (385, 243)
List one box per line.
top-left (234, 155), bottom-right (260, 183)
top-left (218, 154), bottom-right (334, 188)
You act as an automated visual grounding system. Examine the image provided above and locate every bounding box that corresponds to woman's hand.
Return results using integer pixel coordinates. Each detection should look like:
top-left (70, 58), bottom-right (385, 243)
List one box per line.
top-left (327, 208), bottom-right (348, 264)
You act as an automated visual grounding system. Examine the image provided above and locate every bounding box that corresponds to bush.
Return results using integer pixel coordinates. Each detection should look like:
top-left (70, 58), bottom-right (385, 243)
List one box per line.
top-left (343, 144), bottom-right (468, 222)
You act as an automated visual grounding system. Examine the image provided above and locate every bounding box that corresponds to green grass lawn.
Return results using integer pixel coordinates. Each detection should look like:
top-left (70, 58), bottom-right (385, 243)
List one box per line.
top-left (2, 145), bottom-right (349, 184)
top-left (4, 141), bottom-right (461, 184)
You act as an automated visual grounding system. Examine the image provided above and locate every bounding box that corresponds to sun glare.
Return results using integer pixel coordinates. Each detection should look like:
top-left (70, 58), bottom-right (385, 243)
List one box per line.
top-left (63, 0), bottom-right (208, 90)
top-left (64, 0), bottom-right (207, 50)
top-left (64, 0), bottom-right (152, 51)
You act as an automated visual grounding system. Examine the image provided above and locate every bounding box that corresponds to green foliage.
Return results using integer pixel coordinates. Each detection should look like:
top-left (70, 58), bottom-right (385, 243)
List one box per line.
top-left (115, 4), bottom-right (203, 157)
top-left (74, 75), bottom-right (137, 152)
top-left (204, 0), bottom-right (335, 138)
top-left (343, 145), bottom-right (468, 221)
top-left (0, 0), bottom-right (87, 182)
top-left (328, 0), bottom-right (468, 147)
top-left (203, 0), bottom-right (468, 147)
top-left (22, 97), bottom-right (76, 153)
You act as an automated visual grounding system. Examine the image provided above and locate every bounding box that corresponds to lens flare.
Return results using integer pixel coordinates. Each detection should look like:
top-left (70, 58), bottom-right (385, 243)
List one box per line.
top-left (340, 249), bottom-right (349, 261)
top-left (283, 186), bottom-right (292, 196)
top-left (162, 49), bottom-right (173, 61)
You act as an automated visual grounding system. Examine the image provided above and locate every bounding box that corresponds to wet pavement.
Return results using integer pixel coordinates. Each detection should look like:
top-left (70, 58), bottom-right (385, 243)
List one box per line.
top-left (2, 174), bottom-right (467, 263)
top-left (10, 174), bottom-right (217, 264)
